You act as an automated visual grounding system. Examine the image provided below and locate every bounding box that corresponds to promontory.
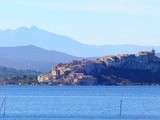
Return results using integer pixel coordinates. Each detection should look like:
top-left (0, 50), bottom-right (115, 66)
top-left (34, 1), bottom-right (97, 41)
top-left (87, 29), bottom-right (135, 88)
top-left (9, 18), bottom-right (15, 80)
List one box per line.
top-left (38, 50), bottom-right (160, 85)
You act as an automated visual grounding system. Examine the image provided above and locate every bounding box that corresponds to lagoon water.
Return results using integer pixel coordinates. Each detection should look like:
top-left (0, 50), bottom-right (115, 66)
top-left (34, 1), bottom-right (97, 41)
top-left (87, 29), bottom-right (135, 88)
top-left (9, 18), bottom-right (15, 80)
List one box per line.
top-left (1, 86), bottom-right (160, 120)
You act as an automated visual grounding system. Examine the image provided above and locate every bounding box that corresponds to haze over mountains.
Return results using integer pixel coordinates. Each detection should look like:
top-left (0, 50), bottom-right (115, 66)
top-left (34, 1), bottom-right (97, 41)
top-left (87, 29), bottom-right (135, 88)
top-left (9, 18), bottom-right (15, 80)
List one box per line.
top-left (0, 26), bottom-right (159, 72)
top-left (0, 26), bottom-right (159, 57)
top-left (0, 45), bottom-right (79, 72)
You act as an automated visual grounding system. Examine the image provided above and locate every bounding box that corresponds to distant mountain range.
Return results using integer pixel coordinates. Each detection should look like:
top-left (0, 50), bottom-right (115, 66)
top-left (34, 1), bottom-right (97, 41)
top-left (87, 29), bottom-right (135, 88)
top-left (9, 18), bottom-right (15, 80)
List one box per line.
top-left (0, 26), bottom-right (159, 57)
top-left (0, 26), bottom-right (160, 72)
top-left (0, 45), bottom-right (80, 72)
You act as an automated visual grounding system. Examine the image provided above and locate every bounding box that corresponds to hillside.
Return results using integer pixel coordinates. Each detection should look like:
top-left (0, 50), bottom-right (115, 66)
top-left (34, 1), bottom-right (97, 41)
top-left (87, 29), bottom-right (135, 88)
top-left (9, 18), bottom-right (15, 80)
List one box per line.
top-left (0, 66), bottom-right (40, 85)
top-left (0, 26), bottom-right (159, 57)
top-left (0, 45), bottom-right (80, 72)
top-left (38, 50), bottom-right (160, 85)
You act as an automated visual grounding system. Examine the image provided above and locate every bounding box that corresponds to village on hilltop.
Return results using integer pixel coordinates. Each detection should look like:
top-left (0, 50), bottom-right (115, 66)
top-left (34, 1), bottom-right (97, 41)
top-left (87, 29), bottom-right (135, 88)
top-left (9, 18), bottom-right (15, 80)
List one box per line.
top-left (38, 50), bottom-right (160, 85)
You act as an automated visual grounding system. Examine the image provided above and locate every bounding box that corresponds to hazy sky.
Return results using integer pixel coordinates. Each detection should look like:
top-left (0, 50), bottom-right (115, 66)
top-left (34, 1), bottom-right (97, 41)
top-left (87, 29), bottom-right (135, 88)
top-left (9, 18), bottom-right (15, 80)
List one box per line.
top-left (0, 0), bottom-right (160, 45)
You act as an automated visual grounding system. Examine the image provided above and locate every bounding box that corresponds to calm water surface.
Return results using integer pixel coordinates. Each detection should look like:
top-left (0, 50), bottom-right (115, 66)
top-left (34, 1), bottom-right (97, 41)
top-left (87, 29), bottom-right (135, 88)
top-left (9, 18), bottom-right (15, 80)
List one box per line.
top-left (0, 86), bottom-right (160, 120)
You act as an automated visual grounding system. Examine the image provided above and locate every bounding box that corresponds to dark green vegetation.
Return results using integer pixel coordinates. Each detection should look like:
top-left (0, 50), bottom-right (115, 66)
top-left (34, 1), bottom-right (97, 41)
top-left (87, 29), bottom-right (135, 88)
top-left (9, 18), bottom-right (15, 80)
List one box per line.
top-left (0, 66), bottom-right (40, 85)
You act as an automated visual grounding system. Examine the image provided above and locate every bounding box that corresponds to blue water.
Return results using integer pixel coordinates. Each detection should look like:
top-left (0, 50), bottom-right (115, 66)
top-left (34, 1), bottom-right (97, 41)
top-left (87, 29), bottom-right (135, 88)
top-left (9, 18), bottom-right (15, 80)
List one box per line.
top-left (1, 86), bottom-right (160, 120)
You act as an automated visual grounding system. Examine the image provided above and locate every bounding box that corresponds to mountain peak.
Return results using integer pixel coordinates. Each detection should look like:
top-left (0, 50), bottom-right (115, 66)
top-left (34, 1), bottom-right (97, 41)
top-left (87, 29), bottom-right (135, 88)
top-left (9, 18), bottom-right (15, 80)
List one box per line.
top-left (16, 26), bottom-right (29, 31)
top-left (0, 26), bottom-right (159, 57)
top-left (30, 26), bottom-right (41, 31)
top-left (15, 26), bottom-right (40, 32)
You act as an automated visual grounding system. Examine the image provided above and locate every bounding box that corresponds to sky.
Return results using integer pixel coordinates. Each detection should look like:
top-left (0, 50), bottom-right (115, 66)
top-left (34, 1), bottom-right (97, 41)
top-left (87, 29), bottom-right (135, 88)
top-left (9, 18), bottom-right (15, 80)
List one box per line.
top-left (0, 0), bottom-right (160, 45)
